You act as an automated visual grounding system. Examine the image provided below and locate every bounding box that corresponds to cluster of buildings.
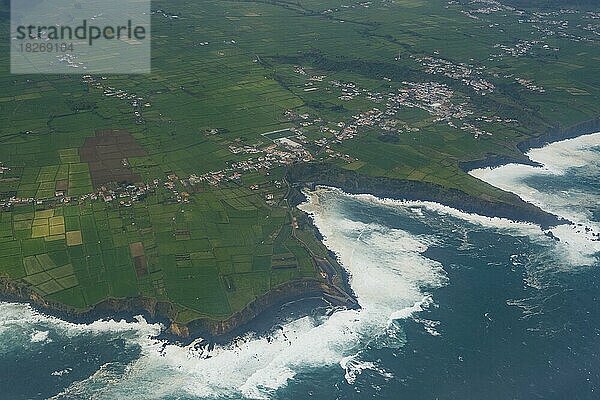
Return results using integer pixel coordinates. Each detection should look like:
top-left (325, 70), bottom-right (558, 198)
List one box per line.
top-left (57, 53), bottom-right (85, 70)
top-left (416, 56), bottom-right (495, 94)
top-left (458, 123), bottom-right (492, 138)
top-left (302, 73), bottom-right (327, 92)
top-left (393, 81), bottom-right (502, 137)
top-left (514, 77), bottom-right (546, 93)
top-left (308, 74), bottom-right (327, 83)
top-left (161, 175), bottom-right (193, 204)
top-left (294, 74), bottom-right (504, 145)
top-left (330, 80), bottom-right (361, 101)
top-left (80, 182), bottom-right (158, 207)
top-left (451, 0), bottom-right (521, 20)
top-left (82, 75), bottom-right (150, 124)
top-left (528, 10), bottom-right (597, 43)
top-left (491, 40), bottom-right (552, 59)
top-left (326, 73), bottom-right (503, 139)
top-left (286, 108), bottom-right (359, 143)
top-left (228, 144), bottom-right (263, 155)
top-left (0, 196), bottom-right (38, 210)
top-left (395, 82), bottom-right (472, 121)
top-left (294, 66), bottom-right (307, 75)
top-left (295, 74), bottom-right (502, 142)
top-left (183, 138), bottom-right (314, 188)
top-left (457, 0), bottom-right (596, 48)
top-left (322, 0), bottom-right (375, 15)
top-left (451, 0), bottom-right (595, 56)
top-left (0, 181), bottom-right (160, 211)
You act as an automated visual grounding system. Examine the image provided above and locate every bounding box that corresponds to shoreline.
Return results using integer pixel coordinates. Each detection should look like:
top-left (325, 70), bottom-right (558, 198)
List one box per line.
top-left (1, 117), bottom-right (598, 344)
top-left (287, 163), bottom-right (564, 228)
top-left (0, 274), bottom-right (354, 345)
top-left (289, 191), bottom-right (359, 306)
top-left (289, 117), bottom-right (600, 230)
top-left (459, 117), bottom-right (600, 172)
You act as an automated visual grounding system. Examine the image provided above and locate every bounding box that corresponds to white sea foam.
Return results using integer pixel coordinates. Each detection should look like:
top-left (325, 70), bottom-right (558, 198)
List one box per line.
top-left (349, 191), bottom-right (542, 235)
top-left (525, 133), bottom-right (600, 174)
top-left (470, 132), bottom-right (600, 266)
top-left (340, 354), bottom-right (393, 385)
top-left (0, 302), bottom-right (162, 339)
top-left (30, 329), bottom-right (51, 343)
top-left (2, 187), bottom-right (448, 399)
top-left (7, 133), bottom-right (598, 398)
top-left (51, 368), bottom-right (72, 377)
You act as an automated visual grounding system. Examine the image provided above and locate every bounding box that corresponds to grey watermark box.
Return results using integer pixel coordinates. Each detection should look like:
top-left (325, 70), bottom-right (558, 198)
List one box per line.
top-left (11, 0), bottom-right (151, 74)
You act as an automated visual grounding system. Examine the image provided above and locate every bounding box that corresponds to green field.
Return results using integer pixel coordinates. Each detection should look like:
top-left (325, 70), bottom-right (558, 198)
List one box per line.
top-left (0, 0), bottom-right (598, 328)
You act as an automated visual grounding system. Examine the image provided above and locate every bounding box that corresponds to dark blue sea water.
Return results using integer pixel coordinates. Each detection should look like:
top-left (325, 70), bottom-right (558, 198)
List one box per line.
top-left (1, 134), bottom-right (599, 400)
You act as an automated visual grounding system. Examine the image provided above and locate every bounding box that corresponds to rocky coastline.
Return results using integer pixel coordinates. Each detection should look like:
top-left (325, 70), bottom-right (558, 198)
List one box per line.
top-left (1, 117), bottom-right (597, 342)
top-left (459, 117), bottom-right (600, 172)
top-left (0, 273), bottom-right (353, 343)
top-left (289, 117), bottom-right (600, 230)
top-left (287, 163), bottom-right (563, 228)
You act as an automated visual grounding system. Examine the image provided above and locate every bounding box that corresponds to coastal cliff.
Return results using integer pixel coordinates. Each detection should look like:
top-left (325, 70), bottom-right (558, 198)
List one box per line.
top-left (460, 117), bottom-right (600, 172)
top-left (0, 274), bottom-right (351, 341)
top-left (287, 163), bottom-right (563, 228)
top-left (289, 117), bottom-right (600, 231)
top-left (184, 277), bottom-right (354, 340)
top-left (517, 117), bottom-right (600, 153)
top-left (2, 118), bottom-right (597, 341)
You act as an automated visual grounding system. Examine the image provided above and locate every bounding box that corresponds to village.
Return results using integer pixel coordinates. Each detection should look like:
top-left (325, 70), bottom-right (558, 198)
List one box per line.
top-left (451, 0), bottom-right (597, 48)
top-left (0, 179), bottom-right (160, 212)
top-left (26, 8), bottom-right (585, 215)
top-left (1, 46), bottom-right (543, 213)
top-left (291, 70), bottom-right (510, 141)
top-left (0, 129), bottom-right (318, 211)
top-left (415, 55), bottom-right (496, 94)
top-left (82, 75), bottom-right (150, 125)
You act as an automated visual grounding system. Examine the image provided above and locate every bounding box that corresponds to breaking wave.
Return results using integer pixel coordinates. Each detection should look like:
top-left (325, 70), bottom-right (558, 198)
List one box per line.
top-left (470, 132), bottom-right (600, 266)
top-left (4, 133), bottom-right (597, 399)
top-left (1, 189), bottom-right (448, 399)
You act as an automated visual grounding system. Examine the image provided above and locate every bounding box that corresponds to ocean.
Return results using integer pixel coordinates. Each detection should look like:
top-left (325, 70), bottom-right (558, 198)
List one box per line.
top-left (1, 133), bottom-right (599, 400)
